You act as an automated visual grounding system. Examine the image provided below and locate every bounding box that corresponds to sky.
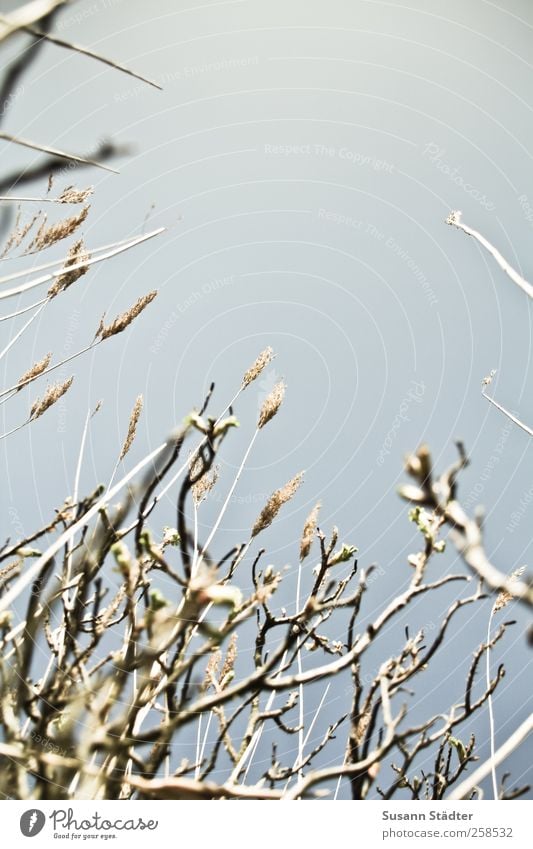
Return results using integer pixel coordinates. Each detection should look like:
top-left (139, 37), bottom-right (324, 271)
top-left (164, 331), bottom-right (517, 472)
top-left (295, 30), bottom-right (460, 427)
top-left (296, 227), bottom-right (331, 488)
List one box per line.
top-left (0, 0), bottom-right (532, 798)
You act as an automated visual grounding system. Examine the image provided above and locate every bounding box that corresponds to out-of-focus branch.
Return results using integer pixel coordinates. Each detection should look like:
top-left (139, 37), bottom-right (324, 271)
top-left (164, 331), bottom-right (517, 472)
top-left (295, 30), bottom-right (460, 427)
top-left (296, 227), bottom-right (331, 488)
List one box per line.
top-left (0, 1), bottom-right (67, 43)
top-left (127, 775), bottom-right (283, 800)
top-left (0, 140), bottom-right (126, 194)
top-left (0, 8), bottom-right (58, 122)
top-left (0, 133), bottom-right (119, 173)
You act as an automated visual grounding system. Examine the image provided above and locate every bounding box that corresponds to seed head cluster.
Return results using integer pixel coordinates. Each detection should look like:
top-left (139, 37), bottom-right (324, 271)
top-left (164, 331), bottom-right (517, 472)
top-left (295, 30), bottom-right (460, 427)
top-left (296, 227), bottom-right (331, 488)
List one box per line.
top-left (257, 380), bottom-right (285, 429)
top-left (242, 347), bottom-right (274, 388)
top-left (30, 376), bottom-right (74, 421)
top-left (16, 352), bottom-right (52, 391)
top-left (299, 502), bottom-right (321, 561)
top-left (96, 291), bottom-right (157, 340)
top-left (252, 472), bottom-right (303, 538)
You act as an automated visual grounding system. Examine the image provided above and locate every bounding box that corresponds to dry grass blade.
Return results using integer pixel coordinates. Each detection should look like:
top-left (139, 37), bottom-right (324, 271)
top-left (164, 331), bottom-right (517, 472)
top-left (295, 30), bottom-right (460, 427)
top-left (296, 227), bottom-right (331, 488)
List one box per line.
top-left (119, 395), bottom-right (143, 461)
top-left (97, 291), bottom-right (157, 340)
top-left (0, 133), bottom-right (119, 173)
top-left (252, 472), bottom-right (304, 537)
top-left (16, 352), bottom-right (51, 391)
top-left (24, 25), bottom-right (162, 90)
top-left (30, 375), bottom-right (73, 420)
top-left (0, 186), bottom-right (92, 203)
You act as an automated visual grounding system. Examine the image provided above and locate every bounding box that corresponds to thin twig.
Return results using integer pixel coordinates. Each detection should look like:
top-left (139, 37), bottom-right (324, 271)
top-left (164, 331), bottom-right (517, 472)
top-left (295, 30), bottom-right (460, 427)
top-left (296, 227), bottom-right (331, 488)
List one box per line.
top-left (482, 388), bottom-right (533, 437)
top-left (447, 210), bottom-right (533, 299)
top-left (449, 714), bottom-right (533, 800)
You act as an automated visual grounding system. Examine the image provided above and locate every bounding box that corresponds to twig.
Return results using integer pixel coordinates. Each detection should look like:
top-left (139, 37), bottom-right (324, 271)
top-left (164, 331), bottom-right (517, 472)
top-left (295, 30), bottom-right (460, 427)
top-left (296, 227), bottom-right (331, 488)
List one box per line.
top-left (447, 210), bottom-right (533, 299)
top-left (449, 714), bottom-right (533, 800)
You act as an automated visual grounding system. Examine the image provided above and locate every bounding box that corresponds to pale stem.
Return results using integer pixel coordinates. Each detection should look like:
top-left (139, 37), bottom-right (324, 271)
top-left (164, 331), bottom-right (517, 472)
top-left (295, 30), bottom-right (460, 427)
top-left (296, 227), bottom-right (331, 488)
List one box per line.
top-left (482, 389), bottom-right (533, 437)
top-left (228, 652), bottom-right (289, 784)
top-left (195, 714), bottom-right (203, 780)
top-left (0, 297), bottom-right (47, 323)
top-left (0, 232), bottom-right (148, 281)
top-left (486, 607), bottom-right (498, 800)
top-left (0, 340), bottom-right (97, 401)
top-left (0, 300), bottom-right (46, 365)
top-left (196, 427), bottom-right (259, 567)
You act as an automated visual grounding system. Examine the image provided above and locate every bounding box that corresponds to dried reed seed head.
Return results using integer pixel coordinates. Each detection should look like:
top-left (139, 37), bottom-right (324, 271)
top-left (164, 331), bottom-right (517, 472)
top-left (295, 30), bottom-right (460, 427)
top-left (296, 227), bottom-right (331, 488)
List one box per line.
top-left (2, 208), bottom-right (42, 257)
top-left (28, 205), bottom-right (89, 252)
top-left (30, 376), bottom-right (74, 421)
top-left (481, 369), bottom-right (497, 388)
top-left (242, 346), bottom-right (274, 388)
top-left (48, 239), bottom-right (90, 297)
top-left (493, 566), bottom-right (526, 613)
top-left (219, 633), bottom-right (238, 686)
top-left (16, 352), bottom-right (52, 391)
top-left (119, 395), bottom-right (143, 461)
top-left (97, 291), bottom-right (158, 340)
top-left (354, 707), bottom-right (373, 746)
top-left (57, 185), bottom-right (94, 204)
top-left (252, 472), bottom-right (304, 538)
top-left (0, 558), bottom-right (22, 584)
top-left (446, 209), bottom-right (462, 226)
top-left (201, 649), bottom-right (222, 692)
top-left (257, 380), bottom-right (285, 429)
top-left (300, 502), bottom-right (321, 561)
top-left (192, 465), bottom-right (219, 506)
